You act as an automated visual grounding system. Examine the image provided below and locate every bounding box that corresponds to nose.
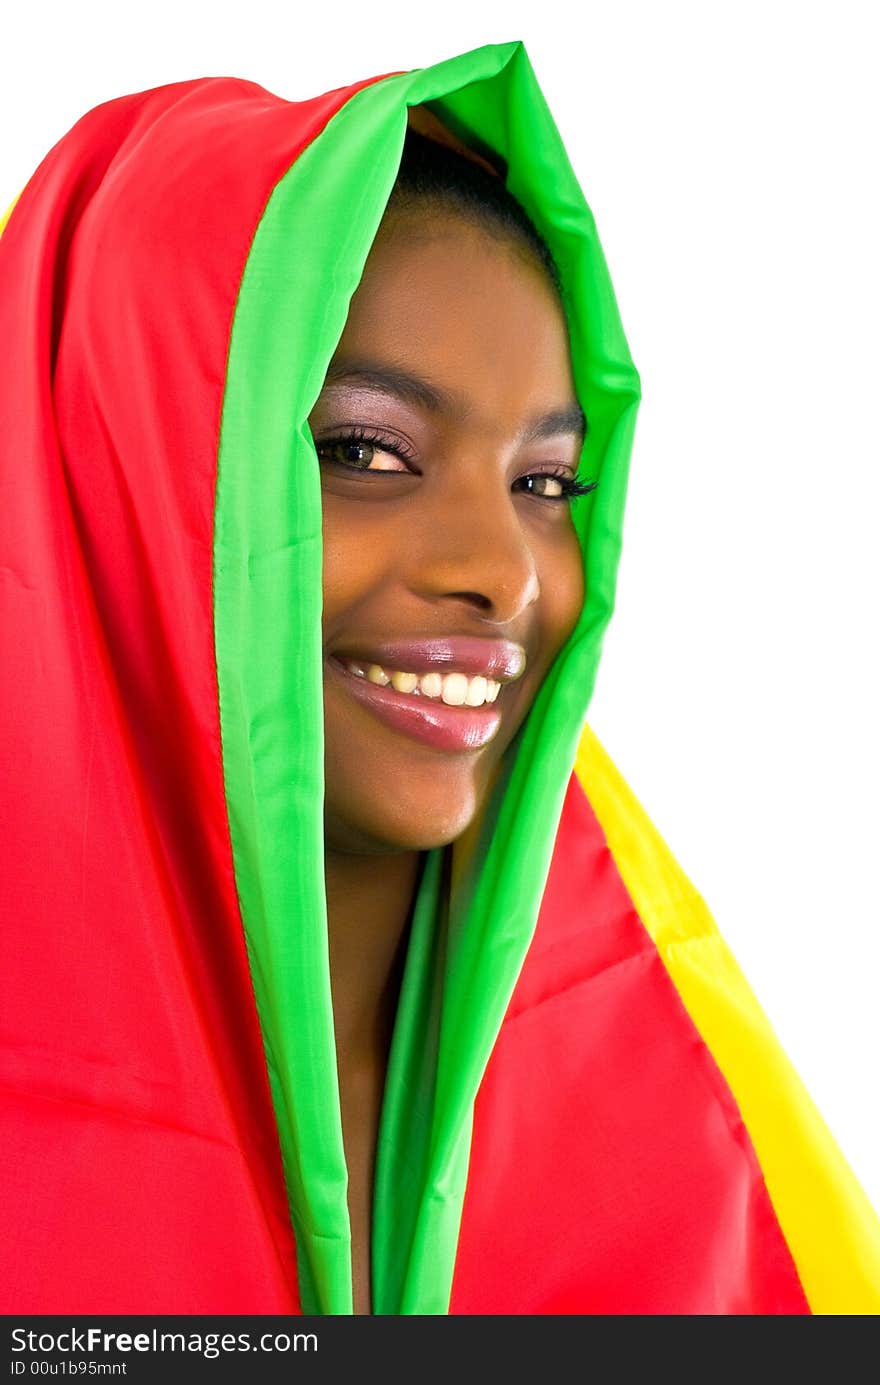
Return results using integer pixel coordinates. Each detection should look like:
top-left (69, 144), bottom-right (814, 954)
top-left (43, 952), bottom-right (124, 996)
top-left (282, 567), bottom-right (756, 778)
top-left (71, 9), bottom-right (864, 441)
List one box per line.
top-left (404, 465), bottom-right (541, 625)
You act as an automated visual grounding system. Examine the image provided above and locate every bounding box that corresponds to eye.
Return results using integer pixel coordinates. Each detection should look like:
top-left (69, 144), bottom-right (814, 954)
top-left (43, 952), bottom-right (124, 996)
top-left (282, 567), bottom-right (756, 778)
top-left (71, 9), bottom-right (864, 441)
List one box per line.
top-left (515, 468), bottom-right (598, 504)
top-left (518, 472), bottom-right (567, 499)
top-left (313, 426), bottom-right (415, 472)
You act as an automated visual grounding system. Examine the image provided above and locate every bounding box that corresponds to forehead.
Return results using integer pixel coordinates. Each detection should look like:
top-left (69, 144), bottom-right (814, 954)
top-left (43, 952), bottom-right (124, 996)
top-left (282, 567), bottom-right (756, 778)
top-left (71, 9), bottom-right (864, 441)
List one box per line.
top-left (329, 213), bottom-right (577, 431)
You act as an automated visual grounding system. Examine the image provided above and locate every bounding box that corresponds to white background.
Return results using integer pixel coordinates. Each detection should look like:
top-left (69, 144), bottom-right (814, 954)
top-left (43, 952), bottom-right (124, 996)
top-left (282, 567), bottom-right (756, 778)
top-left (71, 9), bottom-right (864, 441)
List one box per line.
top-left (3, 2), bottom-right (878, 1214)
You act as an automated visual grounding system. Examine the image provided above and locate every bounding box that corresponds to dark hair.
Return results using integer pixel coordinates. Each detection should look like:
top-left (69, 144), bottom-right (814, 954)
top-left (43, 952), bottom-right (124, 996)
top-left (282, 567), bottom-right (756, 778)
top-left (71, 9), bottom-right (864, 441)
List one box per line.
top-left (386, 128), bottom-right (564, 301)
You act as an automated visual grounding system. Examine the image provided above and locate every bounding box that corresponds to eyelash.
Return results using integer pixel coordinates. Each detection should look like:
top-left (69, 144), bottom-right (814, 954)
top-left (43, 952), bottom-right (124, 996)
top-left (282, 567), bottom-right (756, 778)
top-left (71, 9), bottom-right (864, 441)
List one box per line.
top-left (313, 425), bottom-right (598, 504)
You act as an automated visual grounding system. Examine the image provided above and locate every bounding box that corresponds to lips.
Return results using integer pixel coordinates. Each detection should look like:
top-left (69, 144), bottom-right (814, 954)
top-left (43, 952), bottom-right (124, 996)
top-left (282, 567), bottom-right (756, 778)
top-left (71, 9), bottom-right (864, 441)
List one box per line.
top-left (325, 635), bottom-right (527, 753)
top-left (329, 635), bottom-right (527, 684)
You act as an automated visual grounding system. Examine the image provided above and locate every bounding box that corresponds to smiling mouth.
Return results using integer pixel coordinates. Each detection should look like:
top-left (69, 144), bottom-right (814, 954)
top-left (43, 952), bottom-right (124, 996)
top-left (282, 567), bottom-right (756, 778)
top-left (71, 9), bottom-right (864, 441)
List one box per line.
top-left (340, 656), bottom-right (502, 706)
top-left (326, 654), bottom-right (505, 753)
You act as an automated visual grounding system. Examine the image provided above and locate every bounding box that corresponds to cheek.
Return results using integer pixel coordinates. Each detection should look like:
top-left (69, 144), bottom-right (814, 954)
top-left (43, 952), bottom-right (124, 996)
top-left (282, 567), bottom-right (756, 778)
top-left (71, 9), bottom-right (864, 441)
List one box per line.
top-left (538, 524), bottom-right (586, 654)
top-left (319, 505), bottom-right (377, 624)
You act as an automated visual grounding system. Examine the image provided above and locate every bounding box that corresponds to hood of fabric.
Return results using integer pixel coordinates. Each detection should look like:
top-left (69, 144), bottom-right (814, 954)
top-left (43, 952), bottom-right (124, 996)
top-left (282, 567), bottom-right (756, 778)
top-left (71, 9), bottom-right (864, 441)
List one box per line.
top-left (0, 40), bottom-right (639, 1313)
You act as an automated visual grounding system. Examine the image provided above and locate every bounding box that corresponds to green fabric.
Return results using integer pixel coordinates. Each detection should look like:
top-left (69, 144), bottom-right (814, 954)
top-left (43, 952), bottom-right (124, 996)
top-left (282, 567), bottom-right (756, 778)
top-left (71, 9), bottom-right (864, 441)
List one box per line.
top-left (213, 39), bottom-right (640, 1315)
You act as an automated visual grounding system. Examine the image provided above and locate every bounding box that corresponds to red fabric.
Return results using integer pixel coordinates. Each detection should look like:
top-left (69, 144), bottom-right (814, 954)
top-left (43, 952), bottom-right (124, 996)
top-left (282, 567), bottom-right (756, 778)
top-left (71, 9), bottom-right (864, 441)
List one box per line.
top-left (449, 774), bottom-right (811, 1314)
top-left (0, 71), bottom-right (391, 1314)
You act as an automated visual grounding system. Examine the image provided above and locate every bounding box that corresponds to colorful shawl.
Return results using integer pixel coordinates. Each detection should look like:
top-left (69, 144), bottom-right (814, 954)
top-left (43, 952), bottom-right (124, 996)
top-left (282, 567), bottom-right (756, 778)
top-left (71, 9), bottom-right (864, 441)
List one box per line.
top-left (1, 39), bottom-right (878, 1314)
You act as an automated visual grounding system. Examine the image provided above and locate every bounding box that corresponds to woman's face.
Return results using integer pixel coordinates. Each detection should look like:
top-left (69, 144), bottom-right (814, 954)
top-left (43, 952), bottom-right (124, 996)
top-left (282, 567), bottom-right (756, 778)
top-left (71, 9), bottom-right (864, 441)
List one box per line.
top-left (310, 206), bottom-right (586, 856)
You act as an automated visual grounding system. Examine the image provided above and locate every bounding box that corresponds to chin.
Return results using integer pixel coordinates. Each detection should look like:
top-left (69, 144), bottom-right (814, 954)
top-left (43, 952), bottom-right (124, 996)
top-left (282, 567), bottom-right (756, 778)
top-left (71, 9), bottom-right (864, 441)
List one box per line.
top-left (327, 789), bottom-right (480, 856)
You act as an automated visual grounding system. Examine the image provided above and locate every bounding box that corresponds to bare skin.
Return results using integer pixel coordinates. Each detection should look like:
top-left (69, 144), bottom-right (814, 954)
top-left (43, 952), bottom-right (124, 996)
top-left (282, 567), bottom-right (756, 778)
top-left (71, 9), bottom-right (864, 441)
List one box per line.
top-left (309, 205), bottom-right (586, 1314)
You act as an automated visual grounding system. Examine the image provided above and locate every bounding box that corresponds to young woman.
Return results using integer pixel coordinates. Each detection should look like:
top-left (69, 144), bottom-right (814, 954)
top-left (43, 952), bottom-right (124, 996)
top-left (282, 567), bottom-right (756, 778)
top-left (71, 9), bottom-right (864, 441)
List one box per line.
top-left (1, 39), bottom-right (878, 1315)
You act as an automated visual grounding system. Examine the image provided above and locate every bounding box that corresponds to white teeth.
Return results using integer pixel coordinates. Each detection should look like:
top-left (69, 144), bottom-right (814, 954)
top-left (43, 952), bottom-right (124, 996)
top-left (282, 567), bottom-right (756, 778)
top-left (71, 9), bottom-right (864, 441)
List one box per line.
top-left (345, 659), bottom-right (502, 708)
top-left (464, 676), bottom-right (487, 707)
top-left (440, 672), bottom-right (469, 706)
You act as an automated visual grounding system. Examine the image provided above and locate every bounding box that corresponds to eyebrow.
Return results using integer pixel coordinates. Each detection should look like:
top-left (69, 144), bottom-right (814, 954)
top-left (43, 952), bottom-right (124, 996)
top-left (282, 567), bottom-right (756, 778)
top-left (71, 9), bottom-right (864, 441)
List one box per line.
top-left (320, 359), bottom-right (588, 445)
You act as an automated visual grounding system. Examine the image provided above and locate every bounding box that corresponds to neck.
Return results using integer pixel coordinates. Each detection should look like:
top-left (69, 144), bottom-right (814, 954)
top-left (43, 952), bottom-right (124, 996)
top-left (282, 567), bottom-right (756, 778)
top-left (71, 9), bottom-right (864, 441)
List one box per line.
top-left (324, 847), bottom-right (424, 1070)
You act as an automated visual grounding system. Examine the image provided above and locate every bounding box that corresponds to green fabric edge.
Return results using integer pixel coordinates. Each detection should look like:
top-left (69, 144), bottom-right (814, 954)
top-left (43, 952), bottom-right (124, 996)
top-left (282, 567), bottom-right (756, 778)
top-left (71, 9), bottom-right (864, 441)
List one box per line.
top-left (213, 37), bottom-right (640, 1316)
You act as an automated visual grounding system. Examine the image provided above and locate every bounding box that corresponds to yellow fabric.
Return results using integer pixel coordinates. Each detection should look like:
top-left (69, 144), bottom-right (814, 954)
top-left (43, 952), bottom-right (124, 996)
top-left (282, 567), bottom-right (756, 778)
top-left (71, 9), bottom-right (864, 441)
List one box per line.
top-left (1, 190), bottom-right (22, 236)
top-left (574, 722), bottom-right (880, 1315)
